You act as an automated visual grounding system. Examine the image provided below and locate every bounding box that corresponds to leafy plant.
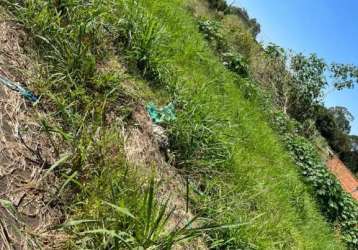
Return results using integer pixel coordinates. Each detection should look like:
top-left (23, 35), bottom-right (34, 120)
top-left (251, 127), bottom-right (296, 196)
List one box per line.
top-left (271, 111), bottom-right (358, 249)
top-left (198, 19), bottom-right (227, 52)
top-left (222, 52), bottom-right (249, 77)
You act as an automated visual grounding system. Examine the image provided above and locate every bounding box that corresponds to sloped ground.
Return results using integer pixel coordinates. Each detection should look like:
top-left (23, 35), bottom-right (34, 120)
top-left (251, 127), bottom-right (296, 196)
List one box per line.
top-left (0, 8), bottom-right (208, 249)
top-left (328, 156), bottom-right (358, 200)
top-left (125, 106), bottom-right (207, 250)
top-left (0, 0), bottom-right (351, 248)
top-left (0, 16), bottom-right (66, 249)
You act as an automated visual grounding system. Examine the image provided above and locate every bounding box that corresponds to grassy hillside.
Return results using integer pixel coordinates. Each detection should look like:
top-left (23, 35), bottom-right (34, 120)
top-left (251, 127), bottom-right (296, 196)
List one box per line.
top-left (2, 0), bottom-right (355, 249)
top-left (188, 1), bottom-right (357, 248)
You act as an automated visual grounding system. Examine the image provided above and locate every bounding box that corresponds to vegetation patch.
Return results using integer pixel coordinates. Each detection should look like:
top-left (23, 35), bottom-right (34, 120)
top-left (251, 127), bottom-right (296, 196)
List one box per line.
top-left (192, 1), bottom-right (358, 248)
top-left (272, 111), bottom-right (358, 248)
top-left (1, 0), bottom-right (356, 249)
top-left (0, 9), bottom-right (69, 248)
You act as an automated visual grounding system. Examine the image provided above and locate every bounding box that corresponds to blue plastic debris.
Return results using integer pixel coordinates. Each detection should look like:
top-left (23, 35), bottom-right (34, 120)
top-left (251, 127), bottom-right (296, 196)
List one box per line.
top-left (0, 75), bottom-right (38, 102)
top-left (146, 102), bottom-right (176, 124)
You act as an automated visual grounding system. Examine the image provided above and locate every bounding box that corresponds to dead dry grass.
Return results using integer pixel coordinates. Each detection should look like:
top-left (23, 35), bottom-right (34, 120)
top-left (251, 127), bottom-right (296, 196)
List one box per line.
top-left (0, 12), bottom-right (68, 250)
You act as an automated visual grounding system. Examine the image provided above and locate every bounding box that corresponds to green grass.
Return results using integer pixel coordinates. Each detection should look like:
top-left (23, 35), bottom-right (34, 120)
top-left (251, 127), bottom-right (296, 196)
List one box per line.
top-left (1, 0), bottom-right (347, 249)
top-left (62, 128), bottom-right (205, 249)
top-left (108, 1), bottom-right (345, 248)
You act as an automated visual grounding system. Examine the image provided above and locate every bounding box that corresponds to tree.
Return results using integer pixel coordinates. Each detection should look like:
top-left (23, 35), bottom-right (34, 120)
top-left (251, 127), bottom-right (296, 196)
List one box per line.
top-left (260, 45), bottom-right (358, 172)
top-left (328, 106), bottom-right (354, 134)
top-left (260, 44), bottom-right (293, 113)
top-left (315, 106), bottom-right (338, 142)
top-left (315, 106), bottom-right (351, 153)
top-left (342, 135), bottom-right (358, 174)
top-left (207, 0), bottom-right (228, 11)
top-left (288, 53), bottom-right (327, 121)
top-left (330, 63), bottom-right (358, 90)
top-left (262, 45), bottom-right (358, 123)
top-left (315, 105), bottom-right (358, 173)
top-left (352, 135), bottom-right (358, 151)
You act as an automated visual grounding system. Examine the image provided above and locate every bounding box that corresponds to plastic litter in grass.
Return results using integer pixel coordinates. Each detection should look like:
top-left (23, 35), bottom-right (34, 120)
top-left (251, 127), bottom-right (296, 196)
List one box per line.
top-left (0, 75), bottom-right (38, 102)
top-left (146, 102), bottom-right (176, 124)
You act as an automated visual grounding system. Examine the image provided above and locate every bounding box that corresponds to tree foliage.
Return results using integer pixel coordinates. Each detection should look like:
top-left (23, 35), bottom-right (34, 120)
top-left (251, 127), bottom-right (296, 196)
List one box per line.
top-left (263, 44), bottom-right (358, 122)
top-left (262, 44), bottom-right (358, 173)
top-left (352, 135), bottom-right (358, 151)
top-left (331, 63), bottom-right (358, 90)
top-left (315, 105), bottom-right (358, 173)
top-left (316, 106), bottom-right (351, 152)
top-left (329, 106), bottom-right (354, 134)
top-left (289, 53), bottom-right (327, 120)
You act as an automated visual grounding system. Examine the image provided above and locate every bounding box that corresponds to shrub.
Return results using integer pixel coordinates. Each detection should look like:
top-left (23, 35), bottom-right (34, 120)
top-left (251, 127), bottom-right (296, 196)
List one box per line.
top-left (198, 19), bottom-right (227, 52)
top-left (222, 52), bottom-right (249, 77)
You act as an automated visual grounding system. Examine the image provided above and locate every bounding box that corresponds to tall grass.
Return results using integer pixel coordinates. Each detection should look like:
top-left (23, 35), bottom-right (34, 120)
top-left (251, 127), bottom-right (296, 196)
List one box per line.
top-left (67, 163), bottom-right (203, 249)
top-left (1, 1), bottom-right (207, 248)
top-left (1, 0), bottom-right (347, 249)
top-left (107, 0), bottom-right (346, 248)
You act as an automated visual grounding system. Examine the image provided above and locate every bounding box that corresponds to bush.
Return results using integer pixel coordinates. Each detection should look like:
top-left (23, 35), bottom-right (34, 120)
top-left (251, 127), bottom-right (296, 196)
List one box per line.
top-left (198, 19), bottom-right (227, 52)
top-left (222, 51), bottom-right (249, 77)
top-left (198, 19), bottom-right (249, 78)
top-left (206, 0), bottom-right (261, 37)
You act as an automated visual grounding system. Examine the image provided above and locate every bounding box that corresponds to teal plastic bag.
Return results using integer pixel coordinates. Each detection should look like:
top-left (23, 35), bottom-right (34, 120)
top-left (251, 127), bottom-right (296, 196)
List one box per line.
top-left (146, 102), bottom-right (176, 124)
top-left (0, 75), bottom-right (38, 102)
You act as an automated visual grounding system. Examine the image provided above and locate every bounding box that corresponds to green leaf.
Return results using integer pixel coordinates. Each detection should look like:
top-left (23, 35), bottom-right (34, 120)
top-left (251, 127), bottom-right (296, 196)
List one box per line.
top-left (103, 201), bottom-right (136, 219)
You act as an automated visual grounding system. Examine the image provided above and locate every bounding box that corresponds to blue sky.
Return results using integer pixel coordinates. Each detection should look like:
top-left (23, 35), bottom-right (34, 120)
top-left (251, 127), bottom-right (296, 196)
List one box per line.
top-left (233, 0), bottom-right (358, 135)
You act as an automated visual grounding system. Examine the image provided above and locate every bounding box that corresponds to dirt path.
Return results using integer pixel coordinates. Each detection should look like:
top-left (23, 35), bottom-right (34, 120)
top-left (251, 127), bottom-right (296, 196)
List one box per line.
top-left (327, 156), bottom-right (358, 200)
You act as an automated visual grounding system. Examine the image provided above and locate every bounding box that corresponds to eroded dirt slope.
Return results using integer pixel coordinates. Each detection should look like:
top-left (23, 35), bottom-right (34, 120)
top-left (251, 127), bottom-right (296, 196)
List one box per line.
top-left (0, 15), bottom-right (66, 250)
top-left (327, 156), bottom-right (358, 200)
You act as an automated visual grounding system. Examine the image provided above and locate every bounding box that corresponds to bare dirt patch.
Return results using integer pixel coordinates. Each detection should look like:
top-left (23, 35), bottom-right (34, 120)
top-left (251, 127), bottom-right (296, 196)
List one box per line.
top-left (0, 14), bottom-right (67, 250)
top-left (327, 156), bottom-right (358, 201)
